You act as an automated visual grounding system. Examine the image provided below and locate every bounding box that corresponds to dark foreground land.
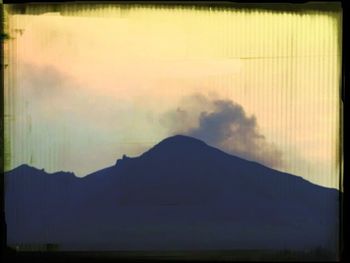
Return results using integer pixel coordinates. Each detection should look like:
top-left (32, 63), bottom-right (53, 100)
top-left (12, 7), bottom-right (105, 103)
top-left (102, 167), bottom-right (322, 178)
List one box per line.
top-left (5, 136), bottom-right (341, 260)
top-left (3, 247), bottom-right (339, 262)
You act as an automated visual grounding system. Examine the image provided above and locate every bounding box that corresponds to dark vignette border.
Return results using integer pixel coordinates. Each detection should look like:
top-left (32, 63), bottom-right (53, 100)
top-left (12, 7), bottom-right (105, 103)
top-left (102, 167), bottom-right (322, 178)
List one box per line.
top-left (0, 1), bottom-right (346, 262)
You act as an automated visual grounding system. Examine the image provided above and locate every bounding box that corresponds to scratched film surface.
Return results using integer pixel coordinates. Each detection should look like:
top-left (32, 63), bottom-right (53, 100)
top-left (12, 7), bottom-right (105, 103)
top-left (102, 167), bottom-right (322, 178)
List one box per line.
top-left (2, 3), bottom-right (343, 258)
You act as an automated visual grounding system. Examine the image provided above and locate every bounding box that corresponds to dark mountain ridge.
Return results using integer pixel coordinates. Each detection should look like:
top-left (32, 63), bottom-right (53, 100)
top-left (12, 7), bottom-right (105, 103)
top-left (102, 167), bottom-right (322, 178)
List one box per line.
top-left (5, 135), bottom-right (339, 252)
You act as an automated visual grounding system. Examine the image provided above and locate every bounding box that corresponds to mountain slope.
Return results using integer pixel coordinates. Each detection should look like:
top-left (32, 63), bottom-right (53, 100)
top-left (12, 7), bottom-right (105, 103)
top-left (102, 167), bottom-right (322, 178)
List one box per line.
top-left (5, 135), bottom-right (340, 251)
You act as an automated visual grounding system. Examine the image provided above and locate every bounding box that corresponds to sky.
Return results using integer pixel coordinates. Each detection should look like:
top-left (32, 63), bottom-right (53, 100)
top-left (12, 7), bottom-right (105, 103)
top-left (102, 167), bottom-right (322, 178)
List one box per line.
top-left (4, 5), bottom-right (342, 189)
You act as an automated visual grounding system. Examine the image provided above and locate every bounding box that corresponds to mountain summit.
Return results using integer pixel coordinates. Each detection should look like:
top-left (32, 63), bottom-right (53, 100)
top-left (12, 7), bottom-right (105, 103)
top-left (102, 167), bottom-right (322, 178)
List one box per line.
top-left (5, 135), bottom-right (339, 252)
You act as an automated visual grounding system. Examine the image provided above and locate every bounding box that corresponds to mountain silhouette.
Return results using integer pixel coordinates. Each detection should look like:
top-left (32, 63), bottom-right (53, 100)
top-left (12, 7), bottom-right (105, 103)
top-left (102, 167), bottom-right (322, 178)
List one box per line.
top-left (5, 135), bottom-right (339, 252)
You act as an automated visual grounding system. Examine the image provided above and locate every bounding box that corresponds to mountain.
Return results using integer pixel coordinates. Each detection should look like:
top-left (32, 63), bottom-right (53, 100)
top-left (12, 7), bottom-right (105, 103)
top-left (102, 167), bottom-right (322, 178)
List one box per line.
top-left (5, 135), bottom-right (340, 252)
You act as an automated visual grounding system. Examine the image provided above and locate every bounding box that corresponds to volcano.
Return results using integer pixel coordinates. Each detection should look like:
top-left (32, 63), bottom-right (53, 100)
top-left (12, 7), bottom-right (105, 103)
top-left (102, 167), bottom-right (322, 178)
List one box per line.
top-left (5, 135), bottom-right (339, 253)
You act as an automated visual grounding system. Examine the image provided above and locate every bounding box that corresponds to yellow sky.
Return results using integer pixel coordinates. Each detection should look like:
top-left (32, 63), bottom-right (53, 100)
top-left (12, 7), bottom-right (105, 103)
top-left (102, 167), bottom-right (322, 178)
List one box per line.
top-left (4, 5), bottom-right (342, 189)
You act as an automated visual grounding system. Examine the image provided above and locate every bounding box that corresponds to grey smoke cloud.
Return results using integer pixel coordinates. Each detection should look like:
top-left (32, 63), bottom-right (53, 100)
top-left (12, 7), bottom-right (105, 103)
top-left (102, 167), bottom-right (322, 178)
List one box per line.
top-left (160, 94), bottom-right (283, 168)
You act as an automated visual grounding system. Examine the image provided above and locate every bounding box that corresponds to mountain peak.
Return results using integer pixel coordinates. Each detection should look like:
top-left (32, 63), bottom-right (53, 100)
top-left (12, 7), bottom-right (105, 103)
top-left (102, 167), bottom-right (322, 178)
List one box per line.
top-left (8, 164), bottom-right (77, 178)
top-left (155, 134), bottom-right (209, 149)
top-left (140, 134), bottom-right (208, 158)
top-left (11, 164), bottom-right (42, 172)
top-left (160, 134), bottom-right (205, 144)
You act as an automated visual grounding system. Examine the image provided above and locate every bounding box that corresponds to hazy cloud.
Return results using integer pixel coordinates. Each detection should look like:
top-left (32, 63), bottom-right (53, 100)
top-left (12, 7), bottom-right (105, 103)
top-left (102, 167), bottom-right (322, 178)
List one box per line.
top-left (161, 94), bottom-right (283, 168)
top-left (12, 62), bottom-right (169, 176)
top-left (20, 63), bottom-right (78, 99)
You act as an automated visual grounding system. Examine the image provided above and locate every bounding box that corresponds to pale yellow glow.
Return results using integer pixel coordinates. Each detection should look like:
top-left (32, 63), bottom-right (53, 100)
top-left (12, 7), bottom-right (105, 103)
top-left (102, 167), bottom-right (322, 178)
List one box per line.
top-left (4, 5), bottom-right (342, 188)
